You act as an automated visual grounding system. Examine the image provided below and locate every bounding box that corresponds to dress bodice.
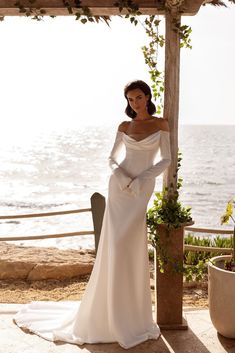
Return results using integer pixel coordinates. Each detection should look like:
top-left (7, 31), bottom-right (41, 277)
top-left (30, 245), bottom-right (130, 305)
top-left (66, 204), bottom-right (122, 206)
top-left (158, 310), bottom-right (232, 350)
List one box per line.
top-left (122, 130), bottom-right (162, 149)
top-left (122, 130), bottom-right (160, 142)
top-left (108, 129), bottom-right (171, 190)
top-left (120, 130), bottom-right (165, 178)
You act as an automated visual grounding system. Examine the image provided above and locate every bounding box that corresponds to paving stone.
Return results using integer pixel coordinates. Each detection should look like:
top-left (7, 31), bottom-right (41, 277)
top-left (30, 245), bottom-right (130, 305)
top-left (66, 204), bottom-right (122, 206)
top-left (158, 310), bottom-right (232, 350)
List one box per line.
top-left (1, 306), bottom-right (235, 353)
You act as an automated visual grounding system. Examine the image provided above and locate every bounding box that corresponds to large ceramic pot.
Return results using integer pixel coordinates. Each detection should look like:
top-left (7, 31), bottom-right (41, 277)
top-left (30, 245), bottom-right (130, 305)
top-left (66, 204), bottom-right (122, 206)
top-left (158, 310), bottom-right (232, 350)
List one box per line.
top-left (208, 254), bottom-right (235, 338)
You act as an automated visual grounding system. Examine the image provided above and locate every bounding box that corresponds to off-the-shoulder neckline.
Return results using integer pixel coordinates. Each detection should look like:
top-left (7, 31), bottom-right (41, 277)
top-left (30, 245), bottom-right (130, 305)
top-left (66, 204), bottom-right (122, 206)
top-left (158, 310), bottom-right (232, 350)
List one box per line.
top-left (117, 129), bottom-right (169, 143)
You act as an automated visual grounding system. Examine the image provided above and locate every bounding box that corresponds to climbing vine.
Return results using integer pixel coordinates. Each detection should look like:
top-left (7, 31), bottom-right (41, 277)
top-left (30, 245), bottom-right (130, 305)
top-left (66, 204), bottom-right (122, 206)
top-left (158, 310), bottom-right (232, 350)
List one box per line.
top-left (173, 18), bottom-right (192, 49)
top-left (140, 16), bottom-right (165, 114)
top-left (0, 1), bottom-right (195, 105)
top-left (0, 0), bottom-right (234, 111)
top-left (14, 0), bottom-right (47, 21)
top-left (63, 0), bottom-right (112, 25)
top-left (114, 0), bottom-right (142, 25)
top-left (147, 151), bottom-right (193, 276)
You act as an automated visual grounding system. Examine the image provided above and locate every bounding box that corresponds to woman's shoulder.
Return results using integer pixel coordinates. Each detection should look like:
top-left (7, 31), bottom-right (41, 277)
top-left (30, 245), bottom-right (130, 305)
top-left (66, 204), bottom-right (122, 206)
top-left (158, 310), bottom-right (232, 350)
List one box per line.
top-left (117, 120), bottom-right (130, 133)
top-left (153, 117), bottom-right (170, 132)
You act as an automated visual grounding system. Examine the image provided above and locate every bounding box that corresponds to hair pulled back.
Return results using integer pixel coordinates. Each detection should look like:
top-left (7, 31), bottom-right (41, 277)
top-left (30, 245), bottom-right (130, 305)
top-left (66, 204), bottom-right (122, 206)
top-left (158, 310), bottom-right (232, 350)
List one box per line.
top-left (124, 80), bottom-right (156, 119)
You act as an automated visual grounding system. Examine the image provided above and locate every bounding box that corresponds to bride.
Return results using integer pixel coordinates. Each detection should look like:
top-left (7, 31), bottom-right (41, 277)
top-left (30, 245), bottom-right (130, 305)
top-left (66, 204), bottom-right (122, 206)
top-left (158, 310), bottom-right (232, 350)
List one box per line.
top-left (13, 79), bottom-right (171, 350)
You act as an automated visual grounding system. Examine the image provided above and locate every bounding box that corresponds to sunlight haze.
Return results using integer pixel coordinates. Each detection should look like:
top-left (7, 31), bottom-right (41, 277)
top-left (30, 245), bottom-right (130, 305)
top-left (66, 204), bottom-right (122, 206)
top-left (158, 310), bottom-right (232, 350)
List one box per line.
top-left (0, 4), bottom-right (234, 133)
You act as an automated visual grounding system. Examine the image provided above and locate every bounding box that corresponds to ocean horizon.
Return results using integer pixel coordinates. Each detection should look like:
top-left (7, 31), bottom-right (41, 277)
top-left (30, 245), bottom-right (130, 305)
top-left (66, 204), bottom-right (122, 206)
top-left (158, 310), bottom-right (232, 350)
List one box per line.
top-left (0, 124), bottom-right (234, 250)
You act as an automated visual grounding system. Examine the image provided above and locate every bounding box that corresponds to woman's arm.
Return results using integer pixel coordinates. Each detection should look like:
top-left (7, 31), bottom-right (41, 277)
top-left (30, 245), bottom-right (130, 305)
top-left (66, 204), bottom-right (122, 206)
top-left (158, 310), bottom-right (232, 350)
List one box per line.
top-left (137, 131), bottom-right (171, 179)
top-left (108, 123), bottom-right (133, 191)
top-left (128, 121), bottom-right (171, 195)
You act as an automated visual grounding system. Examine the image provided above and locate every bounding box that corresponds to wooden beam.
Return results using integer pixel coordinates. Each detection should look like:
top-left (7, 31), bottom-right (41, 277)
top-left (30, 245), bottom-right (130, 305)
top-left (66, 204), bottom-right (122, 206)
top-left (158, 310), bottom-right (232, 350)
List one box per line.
top-left (181, 0), bottom-right (206, 16)
top-left (0, 0), bottom-right (165, 17)
top-left (0, 0), bottom-right (207, 17)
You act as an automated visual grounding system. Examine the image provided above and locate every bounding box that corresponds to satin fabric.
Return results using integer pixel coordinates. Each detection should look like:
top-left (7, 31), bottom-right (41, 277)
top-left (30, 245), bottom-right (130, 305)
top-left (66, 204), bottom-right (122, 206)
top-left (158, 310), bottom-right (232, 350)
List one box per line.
top-left (13, 129), bottom-right (171, 349)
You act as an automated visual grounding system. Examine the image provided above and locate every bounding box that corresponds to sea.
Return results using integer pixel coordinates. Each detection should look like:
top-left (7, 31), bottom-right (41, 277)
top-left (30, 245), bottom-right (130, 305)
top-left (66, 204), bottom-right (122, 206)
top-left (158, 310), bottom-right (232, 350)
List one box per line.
top-left (0, 124), bottom-right (234, 250)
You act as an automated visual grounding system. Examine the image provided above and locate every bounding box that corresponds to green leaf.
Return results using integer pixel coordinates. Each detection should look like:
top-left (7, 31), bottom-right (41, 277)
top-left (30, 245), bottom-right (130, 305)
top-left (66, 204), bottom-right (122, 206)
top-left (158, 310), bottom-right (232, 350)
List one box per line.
top-left (227, 200), bottom-right (233, 216)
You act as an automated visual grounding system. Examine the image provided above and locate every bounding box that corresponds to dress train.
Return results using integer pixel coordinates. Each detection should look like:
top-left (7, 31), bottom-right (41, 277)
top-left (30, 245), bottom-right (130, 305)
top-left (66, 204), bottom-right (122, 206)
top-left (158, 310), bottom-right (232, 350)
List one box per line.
top-left (13, 128), bottom-right (171, 349)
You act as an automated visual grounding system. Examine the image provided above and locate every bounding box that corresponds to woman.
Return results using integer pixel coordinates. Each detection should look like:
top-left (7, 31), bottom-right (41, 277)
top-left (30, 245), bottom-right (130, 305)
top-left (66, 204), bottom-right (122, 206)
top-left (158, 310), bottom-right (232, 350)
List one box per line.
top-left (13, 79), bottom-right (171, 350)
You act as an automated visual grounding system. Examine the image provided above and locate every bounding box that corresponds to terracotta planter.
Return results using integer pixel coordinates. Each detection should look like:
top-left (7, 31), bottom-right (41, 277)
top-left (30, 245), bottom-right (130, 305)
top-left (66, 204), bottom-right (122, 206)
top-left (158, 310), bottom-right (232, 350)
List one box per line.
top-left (208, 255), bottom-right (235, 338)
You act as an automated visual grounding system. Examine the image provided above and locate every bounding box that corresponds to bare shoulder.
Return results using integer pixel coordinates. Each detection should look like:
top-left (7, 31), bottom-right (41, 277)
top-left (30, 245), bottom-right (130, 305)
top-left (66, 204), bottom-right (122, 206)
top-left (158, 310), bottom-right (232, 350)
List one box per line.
top-left (155, 117), bottom-right (170, 132)
top-left (118, 121), bottom-right (130, 133)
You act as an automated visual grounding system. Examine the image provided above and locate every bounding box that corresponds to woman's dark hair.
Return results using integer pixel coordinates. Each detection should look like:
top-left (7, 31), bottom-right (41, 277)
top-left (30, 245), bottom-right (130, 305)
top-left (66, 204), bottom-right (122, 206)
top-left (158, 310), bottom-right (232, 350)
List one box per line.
top-left (124, 80), bottom-right (156, 119)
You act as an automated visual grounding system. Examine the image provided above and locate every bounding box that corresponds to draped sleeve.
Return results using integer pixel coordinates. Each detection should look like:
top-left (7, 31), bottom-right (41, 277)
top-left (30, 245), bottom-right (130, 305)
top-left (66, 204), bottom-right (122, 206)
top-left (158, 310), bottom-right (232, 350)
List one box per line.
top-left (128, 131), bottom-right (171, 196)
top-left (108, 131), bottom-right (132, 191)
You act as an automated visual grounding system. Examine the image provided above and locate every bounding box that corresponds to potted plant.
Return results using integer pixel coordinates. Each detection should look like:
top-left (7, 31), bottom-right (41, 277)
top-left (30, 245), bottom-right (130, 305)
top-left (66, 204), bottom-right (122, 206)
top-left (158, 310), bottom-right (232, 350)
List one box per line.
top-left (147, 152), bottom-right (194, 327)
top-left (208, 198), bottom-right (235, 338)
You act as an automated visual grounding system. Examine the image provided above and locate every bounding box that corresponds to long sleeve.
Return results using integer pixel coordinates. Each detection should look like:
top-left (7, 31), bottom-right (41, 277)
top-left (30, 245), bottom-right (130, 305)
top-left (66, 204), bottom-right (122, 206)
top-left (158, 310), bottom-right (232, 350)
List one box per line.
top-left (129, 131), bottom-right (171, 195)
top-left (108, 131), bottom-right (132, 190)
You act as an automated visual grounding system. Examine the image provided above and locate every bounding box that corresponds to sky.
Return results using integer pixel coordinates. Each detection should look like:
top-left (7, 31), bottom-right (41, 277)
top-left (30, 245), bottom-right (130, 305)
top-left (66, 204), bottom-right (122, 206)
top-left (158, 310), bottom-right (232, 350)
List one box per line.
top-left (0, 3), bottom-right (234, 132)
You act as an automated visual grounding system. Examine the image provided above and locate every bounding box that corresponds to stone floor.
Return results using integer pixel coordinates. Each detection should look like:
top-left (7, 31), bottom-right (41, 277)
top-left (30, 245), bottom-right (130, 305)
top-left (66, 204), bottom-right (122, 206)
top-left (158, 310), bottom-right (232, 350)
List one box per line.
top-left (1, 304), bottom-right (235, 353)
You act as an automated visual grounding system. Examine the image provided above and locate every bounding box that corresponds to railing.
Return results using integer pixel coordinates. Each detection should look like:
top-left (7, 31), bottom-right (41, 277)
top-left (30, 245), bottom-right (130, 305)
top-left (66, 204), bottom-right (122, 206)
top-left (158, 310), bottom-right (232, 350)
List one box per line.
top-left (0, 194), bottom-right (233, 255)
top-left (184, 226), bottom-right (234, 254)
top-left (0, 192), bottom-right (106, 254)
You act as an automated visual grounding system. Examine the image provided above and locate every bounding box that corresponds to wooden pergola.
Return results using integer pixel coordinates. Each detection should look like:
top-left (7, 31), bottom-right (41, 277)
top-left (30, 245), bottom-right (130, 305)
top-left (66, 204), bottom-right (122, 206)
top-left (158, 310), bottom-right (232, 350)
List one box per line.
top-left (0, 0), bottom-right (215, 328)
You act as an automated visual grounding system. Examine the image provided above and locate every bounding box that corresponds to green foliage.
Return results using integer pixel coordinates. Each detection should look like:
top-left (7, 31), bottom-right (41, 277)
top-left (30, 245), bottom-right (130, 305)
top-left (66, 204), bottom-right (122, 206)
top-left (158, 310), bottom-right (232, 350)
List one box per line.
top-left (220, 198), bottom-right (235, 268)
top-left (148, 247), bottom-right (154, 261)
top-left (147, 151), bottom-right (192, 234)
top-left (141, 15), bottom-right (165, 114)
top-left (184, 233), bottom-right (234, 281)
top-left (148, 233), bottom-right (234, 282)
top-left (184, 259), bottom-right (205, 282)
top-left (173, 18), bottom-right (192, 49)
top-left (221, 199), bottom-right (235, 225)
top-left (14, 0), bottom-right (46, 21)
top-left (0, 0), bottom-right (234, 27)
top-left (114, 0), bottom-right (142, 26)
top-left (147, 184), bottom-right (192, 230)
top-left (12, 0), bottom-right (112, 24)
top-left (204, 0), bottom-right (235, 7)
top-left (185, 234), bottom-right (233, 280)
top-left (184, 234), bottom-right (233, 264)
top-left (147, 151), bottom-right (192, 274)
top-left (184, 235), bottom-right (212, 265)
top-left (4, 1), bottom-right (194, 109)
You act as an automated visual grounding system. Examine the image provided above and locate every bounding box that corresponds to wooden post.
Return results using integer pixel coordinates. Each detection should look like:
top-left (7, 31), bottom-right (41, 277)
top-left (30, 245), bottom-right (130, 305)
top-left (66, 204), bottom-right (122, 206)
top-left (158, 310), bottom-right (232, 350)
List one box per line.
top-left (155, 5), bottom-right (185, 328)
top-left (163, 7), bottom-right (181, 192)
top-left (90, 192), bottom-right (106, 254)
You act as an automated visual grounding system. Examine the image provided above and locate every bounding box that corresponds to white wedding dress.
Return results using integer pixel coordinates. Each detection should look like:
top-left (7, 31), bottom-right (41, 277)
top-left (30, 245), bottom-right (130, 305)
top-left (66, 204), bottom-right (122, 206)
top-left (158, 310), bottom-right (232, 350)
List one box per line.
top-left (13, 128), bottom-right (171, 350)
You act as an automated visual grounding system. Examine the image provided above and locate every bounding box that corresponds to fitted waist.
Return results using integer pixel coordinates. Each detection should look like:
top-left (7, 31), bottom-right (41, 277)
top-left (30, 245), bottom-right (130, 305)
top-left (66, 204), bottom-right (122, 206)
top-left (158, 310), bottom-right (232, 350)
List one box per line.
top-left (119, 155), bottom-right (156, 178)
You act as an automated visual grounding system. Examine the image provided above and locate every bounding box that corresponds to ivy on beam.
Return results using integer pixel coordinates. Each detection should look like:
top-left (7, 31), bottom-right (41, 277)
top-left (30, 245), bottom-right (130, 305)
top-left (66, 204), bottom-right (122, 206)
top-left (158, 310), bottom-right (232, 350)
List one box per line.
top-left (1, 0), bottom-right (234, 112)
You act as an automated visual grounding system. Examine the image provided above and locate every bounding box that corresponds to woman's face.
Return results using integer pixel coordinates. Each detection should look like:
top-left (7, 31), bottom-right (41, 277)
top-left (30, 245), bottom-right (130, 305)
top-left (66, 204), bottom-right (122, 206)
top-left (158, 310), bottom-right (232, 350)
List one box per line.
top-left (126, 88), bottom-right (149, 114)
